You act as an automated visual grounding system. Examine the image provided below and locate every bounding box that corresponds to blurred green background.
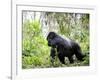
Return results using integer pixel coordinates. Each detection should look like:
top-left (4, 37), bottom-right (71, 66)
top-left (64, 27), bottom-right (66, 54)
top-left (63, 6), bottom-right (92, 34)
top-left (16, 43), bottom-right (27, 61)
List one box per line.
top-left (22, 12), bottom-right (89, 69)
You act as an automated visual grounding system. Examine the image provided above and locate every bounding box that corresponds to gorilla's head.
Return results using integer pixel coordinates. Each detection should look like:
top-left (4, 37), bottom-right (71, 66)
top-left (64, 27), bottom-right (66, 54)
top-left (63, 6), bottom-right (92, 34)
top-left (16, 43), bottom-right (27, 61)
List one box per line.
top-left (47, 32), bottom-right (57, 40)
top-left (47, 32), bottom-right (57, 47)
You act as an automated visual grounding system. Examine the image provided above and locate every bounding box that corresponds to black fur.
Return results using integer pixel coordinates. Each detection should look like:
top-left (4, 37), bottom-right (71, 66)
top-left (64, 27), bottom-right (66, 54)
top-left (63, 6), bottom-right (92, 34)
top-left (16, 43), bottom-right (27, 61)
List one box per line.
top-left (50, 48), bottom-right (56, 64)
top-left (47, 32), bottom-right (85, 64)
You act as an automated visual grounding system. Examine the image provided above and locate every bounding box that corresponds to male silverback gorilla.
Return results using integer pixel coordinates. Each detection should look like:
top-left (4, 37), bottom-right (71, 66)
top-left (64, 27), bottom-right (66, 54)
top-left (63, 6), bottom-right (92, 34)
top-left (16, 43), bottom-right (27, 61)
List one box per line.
top-left (47, 32), bottom-right (85, 64)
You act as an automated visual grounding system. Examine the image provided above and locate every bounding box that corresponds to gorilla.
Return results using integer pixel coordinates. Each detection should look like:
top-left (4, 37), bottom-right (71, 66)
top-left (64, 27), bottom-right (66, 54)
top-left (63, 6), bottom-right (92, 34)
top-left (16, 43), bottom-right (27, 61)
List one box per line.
top-left (47, 32), bottom-right (85, 64)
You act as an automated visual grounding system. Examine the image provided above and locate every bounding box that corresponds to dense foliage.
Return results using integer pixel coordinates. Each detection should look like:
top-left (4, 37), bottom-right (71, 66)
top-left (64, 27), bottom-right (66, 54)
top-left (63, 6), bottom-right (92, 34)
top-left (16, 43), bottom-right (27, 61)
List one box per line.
top-left (22, 12), bottom-right (89, 69)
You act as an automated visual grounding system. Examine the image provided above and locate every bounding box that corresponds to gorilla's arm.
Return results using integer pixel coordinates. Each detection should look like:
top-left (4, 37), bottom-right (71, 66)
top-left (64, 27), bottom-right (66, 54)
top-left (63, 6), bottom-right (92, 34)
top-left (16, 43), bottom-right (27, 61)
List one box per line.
top-left (50, 48), bottom-right (56, 59)
top-left (50, 48), bottom-right (56, 63)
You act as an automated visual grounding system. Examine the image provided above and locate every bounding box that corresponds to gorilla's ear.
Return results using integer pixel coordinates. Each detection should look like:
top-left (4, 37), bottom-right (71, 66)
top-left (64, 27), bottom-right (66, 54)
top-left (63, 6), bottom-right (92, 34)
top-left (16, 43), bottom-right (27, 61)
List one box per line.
top-left (47, 32), bottom-right (57, 40)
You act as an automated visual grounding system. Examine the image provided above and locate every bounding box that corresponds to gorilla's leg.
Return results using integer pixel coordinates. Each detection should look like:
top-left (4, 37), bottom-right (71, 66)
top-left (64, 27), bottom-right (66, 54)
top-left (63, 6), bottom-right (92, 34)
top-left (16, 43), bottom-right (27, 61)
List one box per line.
top-left (74, 46), bottom-right (85, 61)
top-left (75, 50), bottom-right (85, 61)
top-left (68, 56), bottom-right (74, 63)
top-left (58, 53), bottom-right (65, 64)
top-left (72, 42), bottom-right (85, 61)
